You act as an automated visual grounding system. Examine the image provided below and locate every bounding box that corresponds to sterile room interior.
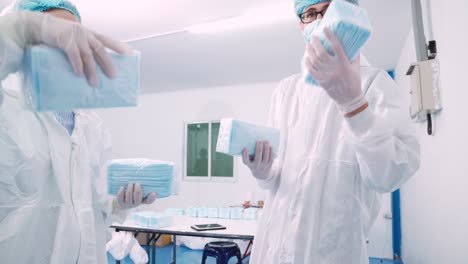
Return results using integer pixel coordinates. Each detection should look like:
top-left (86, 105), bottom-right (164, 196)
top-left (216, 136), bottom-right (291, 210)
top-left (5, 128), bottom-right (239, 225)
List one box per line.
top-left (1, 0), bottom-right (466, 263)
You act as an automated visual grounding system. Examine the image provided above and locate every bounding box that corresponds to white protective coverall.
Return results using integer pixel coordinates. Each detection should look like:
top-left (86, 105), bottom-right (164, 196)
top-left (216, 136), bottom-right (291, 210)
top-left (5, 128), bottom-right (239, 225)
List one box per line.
top-left (0, 16), bottom-right (125, 264)
top-left (250, 57), bottom-right (420, 264)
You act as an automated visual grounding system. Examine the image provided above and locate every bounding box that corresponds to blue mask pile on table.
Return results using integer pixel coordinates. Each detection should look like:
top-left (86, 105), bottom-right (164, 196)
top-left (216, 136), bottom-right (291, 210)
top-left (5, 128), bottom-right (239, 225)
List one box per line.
top-left (132, 211), bottom-right (173, 228)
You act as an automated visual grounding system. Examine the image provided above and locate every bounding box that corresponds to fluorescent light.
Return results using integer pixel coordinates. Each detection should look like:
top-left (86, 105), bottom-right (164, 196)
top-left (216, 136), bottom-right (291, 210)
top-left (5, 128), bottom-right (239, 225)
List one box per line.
top-left (188, 3), bottom-right (296, 34)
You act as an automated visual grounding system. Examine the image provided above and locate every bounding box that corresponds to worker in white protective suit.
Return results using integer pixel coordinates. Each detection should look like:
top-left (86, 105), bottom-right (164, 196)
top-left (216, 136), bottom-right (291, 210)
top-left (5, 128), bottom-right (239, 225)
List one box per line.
top-left (0, 1), bottom-right (157, 263)
top-left (241, 0), bottom-right (421, 263)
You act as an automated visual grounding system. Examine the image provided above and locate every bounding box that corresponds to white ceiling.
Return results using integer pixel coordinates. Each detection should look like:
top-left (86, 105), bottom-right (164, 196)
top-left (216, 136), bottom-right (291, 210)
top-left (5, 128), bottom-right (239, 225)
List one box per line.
top-left (0, 0), bottom-right (412, 93)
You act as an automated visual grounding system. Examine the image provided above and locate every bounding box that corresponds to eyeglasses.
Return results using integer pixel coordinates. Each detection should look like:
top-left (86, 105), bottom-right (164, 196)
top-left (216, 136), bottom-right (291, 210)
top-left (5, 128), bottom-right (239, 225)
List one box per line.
top-left (298, 7), bottom-right (328, 24)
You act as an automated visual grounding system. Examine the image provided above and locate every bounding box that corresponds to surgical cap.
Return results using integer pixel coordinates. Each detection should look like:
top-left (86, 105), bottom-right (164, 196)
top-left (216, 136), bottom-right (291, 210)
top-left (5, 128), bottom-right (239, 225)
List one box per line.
top-left (295, 0), bottom-right (359, 15)
top-left (14, 0), bottom-right (81, 22)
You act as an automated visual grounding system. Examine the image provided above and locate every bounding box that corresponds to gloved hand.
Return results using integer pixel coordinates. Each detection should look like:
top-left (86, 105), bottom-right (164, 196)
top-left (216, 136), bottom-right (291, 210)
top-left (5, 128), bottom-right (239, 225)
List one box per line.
top-left (242, 141), bottom-right (274, 180)
top-left (115, 183), bottom-right (157, 210)
top-left (304, 27), bottom-right (368, 116)
top-left (19, 11), bottom-right (132, 87)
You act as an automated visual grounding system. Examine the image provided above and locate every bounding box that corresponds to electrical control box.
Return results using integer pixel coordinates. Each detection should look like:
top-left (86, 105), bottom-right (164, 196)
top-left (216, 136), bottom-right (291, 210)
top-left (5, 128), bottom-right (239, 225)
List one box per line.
top-left (406, 59), bottom-right (442, 121)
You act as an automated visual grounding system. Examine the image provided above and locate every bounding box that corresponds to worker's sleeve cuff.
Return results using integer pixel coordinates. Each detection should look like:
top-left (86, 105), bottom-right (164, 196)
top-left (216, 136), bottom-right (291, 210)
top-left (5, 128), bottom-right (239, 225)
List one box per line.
top-left (345, 107), bottom-right (376, 138)
top-left (256, 165), bottom-right (281, 190)
top-left (108, 198), bottom-right (129, 224)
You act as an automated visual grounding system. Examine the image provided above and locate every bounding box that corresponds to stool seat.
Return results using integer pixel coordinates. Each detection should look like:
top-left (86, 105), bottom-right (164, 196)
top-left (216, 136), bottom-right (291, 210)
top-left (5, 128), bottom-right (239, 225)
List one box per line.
top-left (202, 241), bottom-right (242, 264)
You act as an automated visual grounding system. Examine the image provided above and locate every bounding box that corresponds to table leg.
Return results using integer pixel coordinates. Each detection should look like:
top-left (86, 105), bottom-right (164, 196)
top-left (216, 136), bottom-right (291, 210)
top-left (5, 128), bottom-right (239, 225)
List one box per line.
top-left (172, 235), bottom-right (177, 264)
top-left (151, 234), bottom-right (161, 264)
top-left (146, 233), bottom-right (150, 256)
top-left (147, 233), bottom-right (158, 264)
top-left (242, 240), bottom-right (253, 260)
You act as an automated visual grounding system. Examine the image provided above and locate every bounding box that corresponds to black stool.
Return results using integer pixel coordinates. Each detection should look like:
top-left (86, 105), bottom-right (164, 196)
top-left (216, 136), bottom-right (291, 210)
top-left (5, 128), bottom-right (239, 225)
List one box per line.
top-left (201, 241), bottom-right (243, 264)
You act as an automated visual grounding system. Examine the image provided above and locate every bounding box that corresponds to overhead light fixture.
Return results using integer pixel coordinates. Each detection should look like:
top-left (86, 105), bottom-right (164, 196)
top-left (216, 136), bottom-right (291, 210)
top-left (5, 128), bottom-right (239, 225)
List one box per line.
top-left (123, 3), bottom-right (297, 42)
top-left (188, 3), bottom-right (296, 34)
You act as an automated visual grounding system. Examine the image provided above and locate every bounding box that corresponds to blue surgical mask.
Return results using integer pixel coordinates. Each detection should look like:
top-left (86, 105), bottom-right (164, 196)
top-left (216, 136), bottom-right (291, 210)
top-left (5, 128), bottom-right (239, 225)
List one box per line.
top-left (303, 19), bottom-right (322, 43)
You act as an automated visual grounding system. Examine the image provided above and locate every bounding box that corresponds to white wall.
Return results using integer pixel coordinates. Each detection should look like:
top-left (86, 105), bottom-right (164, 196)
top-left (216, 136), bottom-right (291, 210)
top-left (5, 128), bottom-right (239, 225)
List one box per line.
top-left (394, 0), bottom-right (468, 263)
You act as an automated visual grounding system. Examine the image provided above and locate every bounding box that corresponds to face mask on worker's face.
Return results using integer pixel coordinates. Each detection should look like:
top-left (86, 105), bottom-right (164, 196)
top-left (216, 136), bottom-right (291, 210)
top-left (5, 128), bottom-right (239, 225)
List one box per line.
top-left (303, 19), bottom-right (322, 43)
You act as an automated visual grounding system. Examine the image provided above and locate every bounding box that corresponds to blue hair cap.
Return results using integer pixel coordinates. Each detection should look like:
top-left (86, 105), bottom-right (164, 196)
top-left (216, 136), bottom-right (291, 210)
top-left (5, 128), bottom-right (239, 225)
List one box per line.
top-left (295, 0), bottom-right (359, 15)
top-left (16, 0), bottom-right (81, 22)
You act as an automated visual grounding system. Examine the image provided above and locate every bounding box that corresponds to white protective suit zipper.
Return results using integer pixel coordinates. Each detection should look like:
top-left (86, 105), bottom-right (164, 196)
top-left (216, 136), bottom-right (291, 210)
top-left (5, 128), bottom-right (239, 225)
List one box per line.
top-left (70, 135), bottom-right (82, 260)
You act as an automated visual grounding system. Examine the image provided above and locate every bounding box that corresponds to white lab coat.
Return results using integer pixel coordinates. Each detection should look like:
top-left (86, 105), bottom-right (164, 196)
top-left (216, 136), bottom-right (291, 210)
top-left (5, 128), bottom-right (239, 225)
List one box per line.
top-left (0, 30), bottom-right (125, 263)
top-left (250, 58), bottom-right (420, 264)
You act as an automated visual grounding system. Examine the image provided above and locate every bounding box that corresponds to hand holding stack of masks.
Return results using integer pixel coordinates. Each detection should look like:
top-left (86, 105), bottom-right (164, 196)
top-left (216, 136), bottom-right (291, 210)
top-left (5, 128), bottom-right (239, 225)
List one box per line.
top-left (107, 159), bottom-right (175, 198)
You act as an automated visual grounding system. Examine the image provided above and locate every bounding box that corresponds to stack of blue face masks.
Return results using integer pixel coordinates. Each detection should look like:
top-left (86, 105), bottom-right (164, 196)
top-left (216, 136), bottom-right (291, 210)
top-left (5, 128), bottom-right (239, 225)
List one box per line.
top-left (302, 0), bottom-right (372, 86)
top-left (22, 45), bottom-right (140, 112)
top-left (218, 208), bottom-right (231, 219)
top-left (244, 208), bottom-right (260, 220)
top-left (107, 159), bottom-right (174, 198)
top-left (132, 212), bottom-right (173, 228)
top-left (165, 208), bottom-right (185, 216)
top-left (207, 208), bottom-right (219, 218)
top-left (216, 118), bottom-right (280, 157)
top-left (197, 207), bottom-right (209, 218)
top-left (230, 207), bottom-right (244, 220)
top-left (186, 207), bottom-right (198, 217)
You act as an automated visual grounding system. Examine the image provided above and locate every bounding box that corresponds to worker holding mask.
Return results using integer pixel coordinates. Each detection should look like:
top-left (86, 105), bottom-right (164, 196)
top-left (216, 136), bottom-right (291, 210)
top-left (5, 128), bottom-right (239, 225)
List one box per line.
top-left (242, 0), bottom-right (420, 263)
top-left (0, 1), bottom-right (156, 263)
